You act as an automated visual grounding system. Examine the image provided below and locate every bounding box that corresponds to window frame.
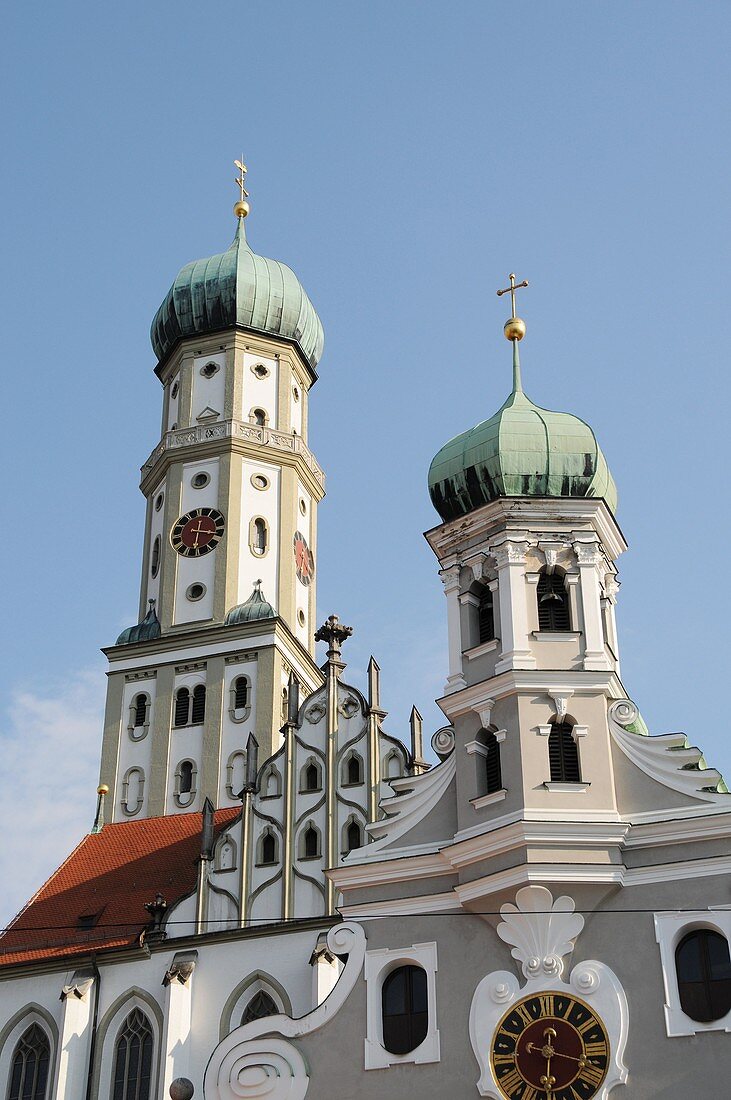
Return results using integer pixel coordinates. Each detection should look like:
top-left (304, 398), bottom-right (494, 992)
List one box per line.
top-left (364, 942), bottom-right (440, 1070)
top-left (536, 569), bottom-right (572, 632)
top-left (654, 910), bottom-right (731, 1036)
top-left (111, 1008), bottom-right (154, 1100)
top-left (6, 1023), bottom-right (51, 1100)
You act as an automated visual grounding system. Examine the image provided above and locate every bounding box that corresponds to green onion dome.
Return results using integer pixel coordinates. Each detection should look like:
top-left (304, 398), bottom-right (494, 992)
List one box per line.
top-left (428, 347), bottom-right (617, 522)
top-left (116, 602), bottom-right (161, 646)
top-left (151, 218), bottom-right (324, 371)
top-left (225, 581), bottom-right (276, 626)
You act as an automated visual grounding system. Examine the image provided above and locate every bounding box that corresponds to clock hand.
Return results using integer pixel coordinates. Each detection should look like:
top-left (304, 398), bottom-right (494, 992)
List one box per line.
top-left (537, 1028), bottom-right (556, 1100)
top-left (549, 1050), bottom-right (587, 1067)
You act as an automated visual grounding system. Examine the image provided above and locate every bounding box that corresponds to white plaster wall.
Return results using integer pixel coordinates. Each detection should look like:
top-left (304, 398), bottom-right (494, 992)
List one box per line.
top-left (145, 477), bottom-right (166, 609)
top-left (241, 352), bottom-right (278, 428)
top-left (237, 458), bottom-right (280, 607)
top-left (166, 372), bottom-right (180, 430)
top-left (165, 669), bottom-right (206, 814)
top-left (218, 657), bottom-right (258, 805)
top-left (114, 678), bottom-right (157, 823)
top-left (173, 458), bottom-right (220, 626)
top-left (192, 352), bottom-right (226, 423)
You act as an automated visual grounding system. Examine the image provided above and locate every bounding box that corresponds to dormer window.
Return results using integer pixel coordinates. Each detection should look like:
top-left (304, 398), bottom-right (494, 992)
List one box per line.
top-left (537, 570), bottom-right (571, 631)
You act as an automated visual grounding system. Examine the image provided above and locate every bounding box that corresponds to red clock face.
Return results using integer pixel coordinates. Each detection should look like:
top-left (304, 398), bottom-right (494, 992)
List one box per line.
top-left (171, 508), bottom-right (225, 557)
top-left (293, 531), bottom-right (314, 586)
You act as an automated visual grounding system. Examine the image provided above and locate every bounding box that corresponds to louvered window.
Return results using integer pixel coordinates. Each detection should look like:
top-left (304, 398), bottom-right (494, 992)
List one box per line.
top-left (111, 1009), bottom-right (153, 1100)
top-left (241, 991), bottom-right (278, 1025)
top-left (478, 588), bottom-right (495, 643)
top-left (382, 965), bottom-right (429, 1056)
top-left (133, 694), bottom-right (147, 728)
top-left (191, 685), bottom-right (206, 725)
top-left (484, 731), bottom-right (503, 794)
top-left (537, 571), bottom-right (571, 631)
top-left (234, 677), bottom-right (248, 710)
top-left (676, 929), bottom-right (731, 1022)
top-left (173, 688), bottom-right (189, 727)
top-left (548, 722), bottom-right (581, 782)
top-left (7, 1024), bottom-right (50, 1100)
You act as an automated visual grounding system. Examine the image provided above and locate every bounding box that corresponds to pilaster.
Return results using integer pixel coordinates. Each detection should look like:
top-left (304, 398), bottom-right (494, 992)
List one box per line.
top-left (146, 663), bottom-right (176, 817)
top-left (574, 538), bottom-right (611, 671)
top-left (493, 537), bottom-right (536, 674)
top-left (440, 565), bottom-right (467, 693)
top-left (54, 972), bottom-right (95, 1100)
top-left (161, 952), bottom-right (197, 1094)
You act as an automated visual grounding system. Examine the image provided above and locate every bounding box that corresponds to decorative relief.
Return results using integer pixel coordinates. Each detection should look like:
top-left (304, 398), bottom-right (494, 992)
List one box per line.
top-left (431, 727), bottom-right (455, 757)
top-left (469, 886), bottom-right (629, 1099)
top-left (608, 699), bottom-right (638, 728)
top-left (211, 1038), bottom-right (307, 1100)
top-left (338, 695), bottom-right (359, 719)
top-left (492, 539), bottom-right (531, 568)
top-left (574, 541), bottom-right (603, 567)
top-left (304, 702), bottom-right (326, 724)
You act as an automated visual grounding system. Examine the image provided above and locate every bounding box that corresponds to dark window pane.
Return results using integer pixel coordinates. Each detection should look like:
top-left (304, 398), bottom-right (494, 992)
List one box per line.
top-left (410, 966), bottom-right (428, 1014)
top-left (677, 930), bottom-right (731, 1023)
top-left (485, 731), bottom-right (502, 793)
top-left (179, 761), bottom-right (193, 794)
top-left (234, 677), bottom-right (248, 710)
top-left (242, 991), bottom-right (278, 1024)
top-left (262, 833), bottom-right (277, 864)
top-left (133, 694), bottom-right (147, 727)
top-left (191, 685), bottom-right (206, 724)
top-left (382, 965), bottom-right (429, 1055)
top-left (174, 688), bottom-right (189, 727)
top-left (548, 723), bottom-right (581, 783)
top-left (479, 590), bottom-right (495, 643)
top-left (537, 572), bottom-right (571, 631)
top-left (677, 933), bottom-right (704, 983)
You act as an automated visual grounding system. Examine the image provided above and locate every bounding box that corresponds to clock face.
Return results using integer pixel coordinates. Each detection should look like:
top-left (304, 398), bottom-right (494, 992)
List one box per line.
top-left (491, 992), bottom-right (609, 1100)
top-left (293, 530), bottom-right (315, 586)
top-left (171, 508), bottom-right (225, 557)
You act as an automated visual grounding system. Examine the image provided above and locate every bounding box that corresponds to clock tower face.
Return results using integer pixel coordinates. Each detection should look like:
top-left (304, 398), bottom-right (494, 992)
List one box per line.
top-left (293, 530), bottom-right (315, 586)
top-left (491, 992), bottom-right (609, 1100)
top-left (171, 508), bottom-right (226, 557)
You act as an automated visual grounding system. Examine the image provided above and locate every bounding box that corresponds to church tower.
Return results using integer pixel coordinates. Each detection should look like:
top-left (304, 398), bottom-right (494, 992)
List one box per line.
top-left (426, 274), bottom-right (630, 836)
top-left (98, 165), bottom-right (327, 823)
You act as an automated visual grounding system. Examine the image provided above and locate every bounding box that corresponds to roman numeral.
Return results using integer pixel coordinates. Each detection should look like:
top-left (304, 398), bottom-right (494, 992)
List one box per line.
top-left (579, 1062), bottom-right (605, 1086)
top-left (497, 1067), bottom-right (523, 1094)
top-left (577, 1017), bottom-right (597, 1035)
top-left (493, 1054), bottom-right (515, 1066)
top-left (584, 1040), bottom-right (607, 1058)
top-left (522, 1088), bottom-right (539, 1100)
top-left (516, 1003), bottom-right (533, 1027)
top-left (539, 994), bottom-right (555, 1017)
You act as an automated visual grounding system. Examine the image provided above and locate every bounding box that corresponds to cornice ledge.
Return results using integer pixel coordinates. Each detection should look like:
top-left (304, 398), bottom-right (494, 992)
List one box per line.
top-left (438, 671), bottom-right (623, 719)
top-left (444, 817), bottom-right (630, 870)
top-left (455, 863), bottom-right (626, 905)
top-left (328, 848), bottom-right (452, 890)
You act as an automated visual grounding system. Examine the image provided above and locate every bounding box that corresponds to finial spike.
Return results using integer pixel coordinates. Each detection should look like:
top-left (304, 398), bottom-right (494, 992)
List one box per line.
top-left (234, 154), bottom-right (250, 219)
top-left (512, 338), bottom-right (523, 394)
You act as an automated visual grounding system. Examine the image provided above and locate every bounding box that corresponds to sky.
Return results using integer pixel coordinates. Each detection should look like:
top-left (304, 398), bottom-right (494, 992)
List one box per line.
top-left (1, 1), bottom-right (730, 926)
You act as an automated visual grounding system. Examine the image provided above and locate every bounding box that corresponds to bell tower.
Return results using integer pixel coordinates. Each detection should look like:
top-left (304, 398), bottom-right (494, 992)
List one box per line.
top-left (98, 163), bottom-right (326, 824)
top-left (426, 275), bottom-right (626, 836)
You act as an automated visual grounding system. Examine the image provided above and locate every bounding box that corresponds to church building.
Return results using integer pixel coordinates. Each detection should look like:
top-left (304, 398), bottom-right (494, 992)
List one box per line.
top-left (1, 164), bottom-right (730, 1100)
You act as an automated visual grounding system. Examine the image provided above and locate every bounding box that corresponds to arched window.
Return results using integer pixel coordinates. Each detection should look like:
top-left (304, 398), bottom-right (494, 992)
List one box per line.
top-left (478, 587), bottom-right (495, 643)
top-left (676, 929), bottom-right (731, 1022)
top-left (385, 751), bottom-right (403, 780)
top-left (7, 1024), bottom-right (50, 1100)
top-left (173, 687), bottom-right (190, 728)
top-left (259, 830), bottom-right (278, 866)
top-left (261, 764), bottom-right (281, 799)
top-left (537, 571), bottom-right (571, 631)
top-left (111, 1009), bottom-right (153, 1100)
top-left (302, 824), bottom-right (320, 859)
top-left (548, 721), bottom-right (581, 783)
top-left (234, 677), bottom-right (248, 710)
top-left (150, 536), bottom-right (161, 579)
top-left (191, 684), bottom-right (206, 725)
top-left (345, 819), bottom-right (362, 853)
top-left (381, 965), bottom-right (429, 1056)
top-left (484, 730), bottom-right (503, 794)
top-left (253, 408), bottom-right (266, 427)
top-left (133, 694), bottom-right (148, 728)
top-left (301, 760), bottom-right (321, 793)
top-left (344, 752), bottom-right (363, 786)
top-left (253, 518), bottom-right (267, 556)
top-left (179, 760), bottom-right (194, 794)
top-left (241, 991), bottom-right (278, 1025)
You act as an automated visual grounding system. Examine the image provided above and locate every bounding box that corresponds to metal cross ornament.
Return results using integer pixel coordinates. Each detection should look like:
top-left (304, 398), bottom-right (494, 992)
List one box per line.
top-left (497, 273), bottom-right (529, 319)
top-left (234, 156), bottom-right (249, 202)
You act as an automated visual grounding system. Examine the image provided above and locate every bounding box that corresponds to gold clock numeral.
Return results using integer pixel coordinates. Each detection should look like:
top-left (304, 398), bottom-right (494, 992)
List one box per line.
top-left (539, 994), bottom-right (555, 1016)
top-left (523, 1087), bottom-right (539, 1100)
top-left (497, 1067), bottom-right (523, 1094)
top-left (584, 1040), bottom-right (607, 1058)
top-left (576, 1017), bottom-right (596, 1035)
top-left (493, 1054), bottom-right (515, 1067)
top-left (516, 1003), bottom-right (533, 1027)
top-left (579, 1062), bottom-right (605, 1087)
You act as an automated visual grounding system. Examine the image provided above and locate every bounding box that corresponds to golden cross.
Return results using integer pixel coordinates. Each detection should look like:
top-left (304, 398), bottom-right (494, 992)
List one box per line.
top-left (497, 273), bottom-right (529, 318)
top-left (234, 156), bottom-right (249, 202)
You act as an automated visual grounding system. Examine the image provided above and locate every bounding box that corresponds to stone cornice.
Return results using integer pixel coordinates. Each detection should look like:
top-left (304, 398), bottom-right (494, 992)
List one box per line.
top-left (140, 419), bottom-right (325, 499)
top-left (437, 669), bottom-right (625, 720)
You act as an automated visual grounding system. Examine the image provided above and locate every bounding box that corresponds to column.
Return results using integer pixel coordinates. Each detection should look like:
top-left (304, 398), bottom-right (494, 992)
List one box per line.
top-left (574, 540), bottom-right (611, 671)
top-left (440, 565), bottom-right (467, 693)
top-left (161, 952), bottom-right (197, 1095)
top-left (53, 972), bottom-right (95, 1100)
top-left (493, 539), bottom-right (536, 674)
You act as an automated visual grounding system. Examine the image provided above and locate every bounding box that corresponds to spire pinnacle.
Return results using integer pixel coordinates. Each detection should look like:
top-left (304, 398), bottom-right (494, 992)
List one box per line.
top-left (497, 272), bottom-right (529, 394)
top-left (234, 155), bottom-right (250, 219)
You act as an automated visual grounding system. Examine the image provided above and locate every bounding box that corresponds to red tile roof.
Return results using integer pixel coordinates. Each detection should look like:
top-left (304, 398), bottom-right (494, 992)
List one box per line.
top-left (0, 808), bottom-right (240, 967)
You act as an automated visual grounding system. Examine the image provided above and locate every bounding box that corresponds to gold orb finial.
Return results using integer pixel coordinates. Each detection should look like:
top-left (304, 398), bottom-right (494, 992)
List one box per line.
top-left (497, 272), bottom-right (529, 341)
top-left (234, 156), bottom-right (250, 219)
top-left (97, 784), bottom-right (109, 795)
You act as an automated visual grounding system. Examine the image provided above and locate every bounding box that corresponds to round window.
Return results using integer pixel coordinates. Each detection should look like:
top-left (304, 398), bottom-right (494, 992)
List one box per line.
top-left (251, 473), bottom-right (269, 491)
top-left (171, 381), bottom-right (179, 399)
top-left (154, 493), bottom-right (164, 512)
top-left (191, 472), bottom-right (210, 489)
top-left (186, 583), bottom-right (206, 602)
top-left (252, 363), bottom-right (269, 379)
top-left (201, 361), bottom-right (219, 378)
top-left (299, 498), bottom-right (307, 516)
top-left (297, 609), bottom-right (306, 627)
top-left (292, 385), bottom-right (300, 402)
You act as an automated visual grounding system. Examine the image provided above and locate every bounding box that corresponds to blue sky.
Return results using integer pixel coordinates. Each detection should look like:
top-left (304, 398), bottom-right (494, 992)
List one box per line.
top-left (2, 1), bottom-right (730, 922)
